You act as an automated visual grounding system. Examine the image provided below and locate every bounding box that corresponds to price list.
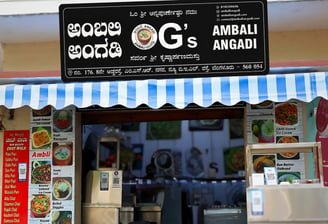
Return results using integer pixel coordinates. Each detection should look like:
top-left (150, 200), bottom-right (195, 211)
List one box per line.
top-left (1, 130), bottom-right (29, 224)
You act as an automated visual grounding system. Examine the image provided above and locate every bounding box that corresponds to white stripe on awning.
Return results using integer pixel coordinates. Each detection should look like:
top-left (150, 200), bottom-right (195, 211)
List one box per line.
top-left (156, 79), bottom-right (167, 108)
top-left (0, 72), bottom-right (326, 110)
top-left (100, 82), bottom-right (110, 107)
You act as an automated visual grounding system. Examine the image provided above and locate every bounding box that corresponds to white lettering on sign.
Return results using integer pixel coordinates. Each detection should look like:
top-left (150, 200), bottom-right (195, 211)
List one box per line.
top-left (68, 41), bottom-right (122, 60)
top-left (212, 24), bottom-right (258, 50)
top-left (212, 38), bottom-right (257, 50)
top-left (157, 22), bottom-right (198, 49)
top-left (66, 21), bottom-right (123, 60)
top-left (67, 22), bottom-right (121, 38)
top-left (159, 23), bottom-right (183, 49)
top-left (212, 24), bottom-right (257, 36)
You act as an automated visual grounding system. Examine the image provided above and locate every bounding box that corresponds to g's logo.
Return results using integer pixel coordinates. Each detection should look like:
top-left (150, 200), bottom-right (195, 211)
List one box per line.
top-left (131, 24), bottom-right (157, 50)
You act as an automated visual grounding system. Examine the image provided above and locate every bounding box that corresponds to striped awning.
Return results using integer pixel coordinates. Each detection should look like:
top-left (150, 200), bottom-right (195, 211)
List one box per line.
top-left (0, 72), bottom-right (327, 110)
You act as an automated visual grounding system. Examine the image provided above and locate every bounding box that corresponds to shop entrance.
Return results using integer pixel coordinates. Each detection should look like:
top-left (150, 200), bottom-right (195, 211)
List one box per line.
top-left (80, 105), bottom-right (247, 224)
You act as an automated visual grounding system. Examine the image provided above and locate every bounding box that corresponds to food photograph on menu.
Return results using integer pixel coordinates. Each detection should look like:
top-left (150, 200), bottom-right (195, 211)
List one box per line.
top-left (53, 109), bottom-right (73, 132)
top-left (250, 100), bottom-right (274, 110)
top-left (31, 160), bottom-right (51, 184)
top-left (52, 177), bottom-right (72, 201)
top-left (30, 194), bottom-right (51, 218)
top-left (52, 142), bottom-right (73, 166)
top-left (277, 151), bottom-right (300, 160)
top-left (275, 102), bottom-right (298, 126)
top-left (278, 171), bottom-right (301, 184)
top-left (251, 119), bottom-right (275, 143)
top-left (276, 136), bottom-right (300, 159)
top-left (252, 154), bottom-right (275, 173)
top-left (32, 105), bottom-right (52, 117)
top-left (276, 135), bottom-right (299, 143)
top-left (52, 210), bottom-right (72, 224)
top-left (31, 126), bottom-right (52, 150)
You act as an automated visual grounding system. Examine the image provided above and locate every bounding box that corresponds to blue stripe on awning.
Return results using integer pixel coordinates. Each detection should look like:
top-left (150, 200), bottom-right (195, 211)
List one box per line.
top-left (239, 76), bottom-right (249, 103)
top-left (22, 85), bottom-right (31, 106)
top-left (148, 79), bottom-right (157, 108)
top-left (295, 74), bottom-right (306, 100)
top-left (91, 82), bottom-right (101, 106)
top-left (73, 82), bottom-right (83, 108)
top-left (220, 77), bottom-right (231, 105)
top-left (0, 72), bottom-right (327, 110)
top-left (56, 83), bottom-right (66, 109)
top-left (166, 79), bottom-right (176, 107)
top-left (184, 79), bottom-right (193, 106)
top-left (127, 81), bottom-right (136, 108)
top-left (4, 85), bottom-right (14, 108)
top-left (202, 78), bottom-right (212, 107)
top-left (110, 82), bottom-right (118, 106)
top-left (276, 75), bottom-right (288, 102)
top-left (257, 75), bottom-right (268, 102)
top-left (39, 84), bottom-right (49, 108)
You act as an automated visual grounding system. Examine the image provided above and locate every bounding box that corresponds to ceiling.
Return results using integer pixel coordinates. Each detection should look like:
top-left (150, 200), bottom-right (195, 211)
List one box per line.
top-left (0, 0), bottom-right (328, 43)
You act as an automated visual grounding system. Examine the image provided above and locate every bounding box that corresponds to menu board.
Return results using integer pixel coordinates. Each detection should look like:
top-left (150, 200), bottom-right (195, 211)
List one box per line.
top-left (246, 101), bottom-right (306, 183)
top-left (28, 106), bottom-right (75, 224)
top-left (1, 130), bottom-right (30, 224)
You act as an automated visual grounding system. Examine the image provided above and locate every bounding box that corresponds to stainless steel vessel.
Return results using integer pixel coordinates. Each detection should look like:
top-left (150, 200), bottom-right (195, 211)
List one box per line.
top-left (204, 207), bottom-right (247, 224)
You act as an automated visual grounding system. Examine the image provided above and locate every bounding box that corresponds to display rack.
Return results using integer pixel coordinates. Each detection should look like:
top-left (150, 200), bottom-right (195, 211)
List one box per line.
top-left (246, 142), bottom-right (323, 187)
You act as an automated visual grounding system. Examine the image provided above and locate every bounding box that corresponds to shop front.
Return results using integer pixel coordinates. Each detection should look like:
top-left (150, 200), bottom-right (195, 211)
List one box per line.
top-left (1, 0), bottom-right (328, 224)
top-left (1, 70), bottom-right (328, 224)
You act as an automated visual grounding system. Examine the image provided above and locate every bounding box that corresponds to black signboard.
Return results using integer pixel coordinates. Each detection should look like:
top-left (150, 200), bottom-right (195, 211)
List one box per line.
top-left (59, 0), bottom-right (268, 82)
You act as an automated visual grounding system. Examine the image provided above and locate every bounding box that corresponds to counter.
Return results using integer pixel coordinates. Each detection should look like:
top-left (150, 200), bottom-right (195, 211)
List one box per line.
top-left (82, 203), bottom-right (119, 224)
top-left (247, 184), bottom-right (328, 223)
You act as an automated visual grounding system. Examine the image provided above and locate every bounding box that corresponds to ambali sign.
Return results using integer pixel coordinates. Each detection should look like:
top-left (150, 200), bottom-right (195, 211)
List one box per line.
top-left (59, 0), bottom-right (268, 82)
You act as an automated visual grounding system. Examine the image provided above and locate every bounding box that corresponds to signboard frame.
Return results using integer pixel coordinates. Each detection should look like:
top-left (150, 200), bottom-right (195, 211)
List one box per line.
top-left (59, 0), bottom-right (269, 82)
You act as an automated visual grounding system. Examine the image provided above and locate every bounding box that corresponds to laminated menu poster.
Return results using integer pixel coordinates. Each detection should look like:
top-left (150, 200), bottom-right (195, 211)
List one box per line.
top-left (247, 101), bottom-right (304, 143)
top-left (1, 130), bottom-right (30, 224)
top-left (274, 102), bottom-right (305, 182)
top-left (247, 101), bottom-right (305, 182)
top-left (28, 106), bottom-right (75, 224)
top-left (251, 153), bottom-right (305, 184)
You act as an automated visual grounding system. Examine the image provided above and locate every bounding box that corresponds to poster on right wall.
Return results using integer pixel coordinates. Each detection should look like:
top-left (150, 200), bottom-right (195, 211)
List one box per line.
top-left (246, 101), bottom-right (305, 183)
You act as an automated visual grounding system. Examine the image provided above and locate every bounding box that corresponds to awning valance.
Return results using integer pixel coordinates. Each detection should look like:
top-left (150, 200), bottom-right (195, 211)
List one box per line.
top-left (0, 72), bottom-right (327, 110)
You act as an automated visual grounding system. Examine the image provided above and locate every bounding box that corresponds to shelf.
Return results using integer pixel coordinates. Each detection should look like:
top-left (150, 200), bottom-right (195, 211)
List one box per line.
top-left (245, 142), bottom-right (323, 188)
